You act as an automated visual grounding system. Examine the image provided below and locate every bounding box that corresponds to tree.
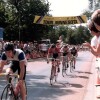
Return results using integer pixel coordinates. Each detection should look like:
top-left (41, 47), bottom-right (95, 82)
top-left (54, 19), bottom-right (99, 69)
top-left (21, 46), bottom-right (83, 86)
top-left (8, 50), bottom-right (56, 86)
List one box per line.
top-left (3, 0), bottom-right (50, 41)
top-left (0, 0), bottom-right (7, 27)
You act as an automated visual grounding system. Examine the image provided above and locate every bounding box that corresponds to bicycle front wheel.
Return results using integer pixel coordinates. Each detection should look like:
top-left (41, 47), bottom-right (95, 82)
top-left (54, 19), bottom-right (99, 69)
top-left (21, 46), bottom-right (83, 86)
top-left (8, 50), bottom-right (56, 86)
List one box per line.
top-left (1, 84), bottom-right (16, 100)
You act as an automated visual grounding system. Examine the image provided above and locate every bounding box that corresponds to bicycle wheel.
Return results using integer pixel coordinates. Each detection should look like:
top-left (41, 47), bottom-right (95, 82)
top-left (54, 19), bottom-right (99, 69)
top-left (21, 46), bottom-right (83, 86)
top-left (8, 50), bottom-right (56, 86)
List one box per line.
top-left (70, 60), bottom-right (74, 72)
top-left (50, 66), bottom-right (57, 85)
top-left (1, 84), bottom-right (16, 100)
top-left (62, 62), bottom-right (67, 77)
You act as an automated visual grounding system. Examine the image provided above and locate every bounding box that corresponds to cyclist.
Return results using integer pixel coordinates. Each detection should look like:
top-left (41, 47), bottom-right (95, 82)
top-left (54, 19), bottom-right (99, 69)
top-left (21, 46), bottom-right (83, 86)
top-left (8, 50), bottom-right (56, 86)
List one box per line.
top-left (60, 44), bottom-right (70, 68)
top-left (70, 46), bottom-right (78, 69)
top-left (47, 44), bottom-right (61, 74)
top-left (0, 42), bottom-right (27, 100)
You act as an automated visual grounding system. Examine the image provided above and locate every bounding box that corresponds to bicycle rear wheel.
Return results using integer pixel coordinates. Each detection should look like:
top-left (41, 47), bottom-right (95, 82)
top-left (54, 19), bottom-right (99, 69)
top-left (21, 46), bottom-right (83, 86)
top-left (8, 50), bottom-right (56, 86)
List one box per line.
top-left (62, 62), bottom-right (68, 77)
top-left (70, 60), bottom-right (74, 72)
top-left (1, 84), bottom-right (16, 100)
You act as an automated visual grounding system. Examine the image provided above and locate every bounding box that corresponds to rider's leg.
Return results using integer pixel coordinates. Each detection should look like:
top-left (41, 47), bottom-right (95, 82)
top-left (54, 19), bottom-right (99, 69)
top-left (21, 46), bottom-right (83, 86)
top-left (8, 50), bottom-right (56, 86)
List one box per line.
top-left (66, 56), bottom-right (69, 68)
top-left (57, 60), bottom-right (60, 72)
top-left (18, 65), bottom-right (26, 100)
top-left (73, 56), bottom-right (76, 69)
top-left (50, 61), bottom-right (55, 79)
top-left (18, 80), bottom-right (26, 100)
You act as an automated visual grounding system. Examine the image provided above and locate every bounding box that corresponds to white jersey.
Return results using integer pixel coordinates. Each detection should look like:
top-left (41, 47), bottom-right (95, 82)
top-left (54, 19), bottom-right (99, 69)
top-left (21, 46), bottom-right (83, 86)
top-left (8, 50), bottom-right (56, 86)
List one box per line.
top-left (1, 49), bottom-right (27, 66)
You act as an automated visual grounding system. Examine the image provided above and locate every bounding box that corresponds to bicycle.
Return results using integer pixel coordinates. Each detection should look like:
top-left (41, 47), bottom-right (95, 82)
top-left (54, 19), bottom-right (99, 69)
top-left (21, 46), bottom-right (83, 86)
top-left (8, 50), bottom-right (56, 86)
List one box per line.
top-left (0, 73), bottom-right (27, 100)
top-left (47, 58), bottom-right (60, 85)
top-left (69, 55), bottom-right (76, 73)
top-left (61, 56), bottom-right (69, 77)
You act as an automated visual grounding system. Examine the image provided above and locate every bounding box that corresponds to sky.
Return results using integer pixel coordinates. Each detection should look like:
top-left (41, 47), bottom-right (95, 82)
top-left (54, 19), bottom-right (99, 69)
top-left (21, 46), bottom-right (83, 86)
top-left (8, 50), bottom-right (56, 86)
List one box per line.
top-left (48, 0), bottom-right (89, 16)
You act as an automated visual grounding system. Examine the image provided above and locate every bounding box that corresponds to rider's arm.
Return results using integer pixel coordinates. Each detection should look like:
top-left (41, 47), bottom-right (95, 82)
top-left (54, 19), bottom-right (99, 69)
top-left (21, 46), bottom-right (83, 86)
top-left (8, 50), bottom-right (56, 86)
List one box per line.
top-left (0, 61), bottom-right (6, 73)
top-left (19, 61), bottom-right (25, 80)
top-left (47, 49), bottom-right (51, 63)
top-left (0, 53), bottom-right (7, 72)
top-left (18, 52), bottom-right (26, 80)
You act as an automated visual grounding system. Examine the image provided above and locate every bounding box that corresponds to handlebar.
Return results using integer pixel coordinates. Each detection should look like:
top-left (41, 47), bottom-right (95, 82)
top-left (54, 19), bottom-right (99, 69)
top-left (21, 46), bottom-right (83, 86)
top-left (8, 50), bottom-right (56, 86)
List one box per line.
top-left (0, 73), bottom-right (19, 78)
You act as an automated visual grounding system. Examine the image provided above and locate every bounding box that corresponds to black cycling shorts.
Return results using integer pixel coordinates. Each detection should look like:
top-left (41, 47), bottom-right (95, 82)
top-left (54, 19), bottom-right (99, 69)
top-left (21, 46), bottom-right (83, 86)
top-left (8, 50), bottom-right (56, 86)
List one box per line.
top-left (10, 61), bottom-right (26, 80)
top-left (63, 52), bottom-right (68, 56)
top-left (51, 53), bottom-right (59, 61)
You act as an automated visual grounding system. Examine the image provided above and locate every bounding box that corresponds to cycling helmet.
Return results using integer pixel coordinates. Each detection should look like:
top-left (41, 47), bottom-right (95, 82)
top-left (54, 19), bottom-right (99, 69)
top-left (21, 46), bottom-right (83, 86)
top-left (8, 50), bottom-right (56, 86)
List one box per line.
top-left (4, 42), bottom-right (14, 51)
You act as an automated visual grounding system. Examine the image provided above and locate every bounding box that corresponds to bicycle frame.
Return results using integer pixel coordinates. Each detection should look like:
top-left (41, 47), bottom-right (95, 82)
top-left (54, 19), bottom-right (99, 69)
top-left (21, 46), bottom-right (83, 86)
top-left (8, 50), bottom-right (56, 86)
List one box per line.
top-left (62, 56), bottom-right (69, 77)
top-left (70, 55), bottom-right (75, 72)
top-left (0, 73), bottom-right (21, 100)
top-left (49, 58), bottom-right (60, 85)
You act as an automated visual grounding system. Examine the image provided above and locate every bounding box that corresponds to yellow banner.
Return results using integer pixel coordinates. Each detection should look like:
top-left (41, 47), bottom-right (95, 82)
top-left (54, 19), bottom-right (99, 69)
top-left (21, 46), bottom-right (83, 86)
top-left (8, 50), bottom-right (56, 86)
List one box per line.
top-left (33, 15), bottom-right (87, 25)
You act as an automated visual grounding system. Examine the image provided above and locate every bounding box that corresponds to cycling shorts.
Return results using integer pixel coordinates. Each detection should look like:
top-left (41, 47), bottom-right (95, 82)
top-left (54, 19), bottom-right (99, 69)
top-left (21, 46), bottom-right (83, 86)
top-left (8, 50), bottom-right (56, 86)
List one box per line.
top-left (10, 61), bottom-right (26, 80)
top-left (63, 52), bottom-right (68, 56)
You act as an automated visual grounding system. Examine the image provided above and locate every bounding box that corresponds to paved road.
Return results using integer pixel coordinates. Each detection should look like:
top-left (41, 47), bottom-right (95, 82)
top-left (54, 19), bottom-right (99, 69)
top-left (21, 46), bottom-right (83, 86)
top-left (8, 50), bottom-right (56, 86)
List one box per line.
top-left (0, 51), bottom-right (97, 100)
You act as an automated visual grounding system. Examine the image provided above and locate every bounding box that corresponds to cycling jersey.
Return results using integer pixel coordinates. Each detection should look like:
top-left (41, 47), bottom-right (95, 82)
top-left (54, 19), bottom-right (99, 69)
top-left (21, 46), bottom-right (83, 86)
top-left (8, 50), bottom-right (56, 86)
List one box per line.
top-left (60, 47), bottom-right (69, 56)
top-left (2, 49), bottom-right (27, 62)
top-left (48, 47), bottom-right (60, 59)
top-left (70, 48), bottom-right (77, 56)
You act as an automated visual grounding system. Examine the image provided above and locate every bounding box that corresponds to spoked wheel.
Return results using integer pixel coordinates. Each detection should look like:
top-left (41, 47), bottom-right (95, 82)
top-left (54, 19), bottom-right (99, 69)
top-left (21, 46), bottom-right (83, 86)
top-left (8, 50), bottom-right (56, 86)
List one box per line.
top-left (50, 66), bottom-right (57, 85)
top-left (62, 63), bottom-right (68, 77)
top-left (70, 60), bottom-right (74, 73)
top-left (1, 84), bottom-right (16, 100)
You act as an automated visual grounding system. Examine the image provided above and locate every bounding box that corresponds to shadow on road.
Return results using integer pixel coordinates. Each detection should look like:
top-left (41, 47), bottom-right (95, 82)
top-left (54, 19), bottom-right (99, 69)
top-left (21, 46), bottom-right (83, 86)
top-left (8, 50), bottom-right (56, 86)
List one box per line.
top-left (75, 70), bottom-right (92, 74)
top-left (70, 83), bottom-right (83, 88)
top-left (26, 73), bottom-right (78, 100)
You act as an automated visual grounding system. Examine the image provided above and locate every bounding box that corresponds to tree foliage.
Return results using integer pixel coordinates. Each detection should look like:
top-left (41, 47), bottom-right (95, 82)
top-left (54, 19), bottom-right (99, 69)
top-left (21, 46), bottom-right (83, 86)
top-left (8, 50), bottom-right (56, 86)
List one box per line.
top-left (1, 0), bottom-right (50, 41)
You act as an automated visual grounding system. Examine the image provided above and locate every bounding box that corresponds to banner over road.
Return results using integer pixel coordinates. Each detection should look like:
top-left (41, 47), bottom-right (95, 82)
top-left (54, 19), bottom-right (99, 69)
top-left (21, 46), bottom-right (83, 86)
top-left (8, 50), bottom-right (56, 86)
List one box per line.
top-left (33, 15), bottom-right (87, 25)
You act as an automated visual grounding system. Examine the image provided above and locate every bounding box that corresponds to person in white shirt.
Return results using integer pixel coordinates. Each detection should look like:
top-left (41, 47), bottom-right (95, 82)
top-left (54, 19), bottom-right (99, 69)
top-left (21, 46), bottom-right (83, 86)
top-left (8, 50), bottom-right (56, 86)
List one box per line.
top-left (83, 9), bottom-right (100, 95)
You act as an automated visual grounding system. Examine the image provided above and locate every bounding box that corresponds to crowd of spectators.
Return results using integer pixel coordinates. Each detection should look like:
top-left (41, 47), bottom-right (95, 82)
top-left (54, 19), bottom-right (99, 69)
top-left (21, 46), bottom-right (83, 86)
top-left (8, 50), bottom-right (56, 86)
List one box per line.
top-left (0, 40), bottom-right (49, 60)
top-left (0, 40), bottom-right (90, 60)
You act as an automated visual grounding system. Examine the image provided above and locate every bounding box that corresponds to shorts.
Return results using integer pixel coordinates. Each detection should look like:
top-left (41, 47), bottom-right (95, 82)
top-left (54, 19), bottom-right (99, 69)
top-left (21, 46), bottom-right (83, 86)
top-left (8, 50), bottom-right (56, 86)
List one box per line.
top-left (53, 53), bottom-right (58, 58)
top-left (10, 61), bottom-right (26, 80)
